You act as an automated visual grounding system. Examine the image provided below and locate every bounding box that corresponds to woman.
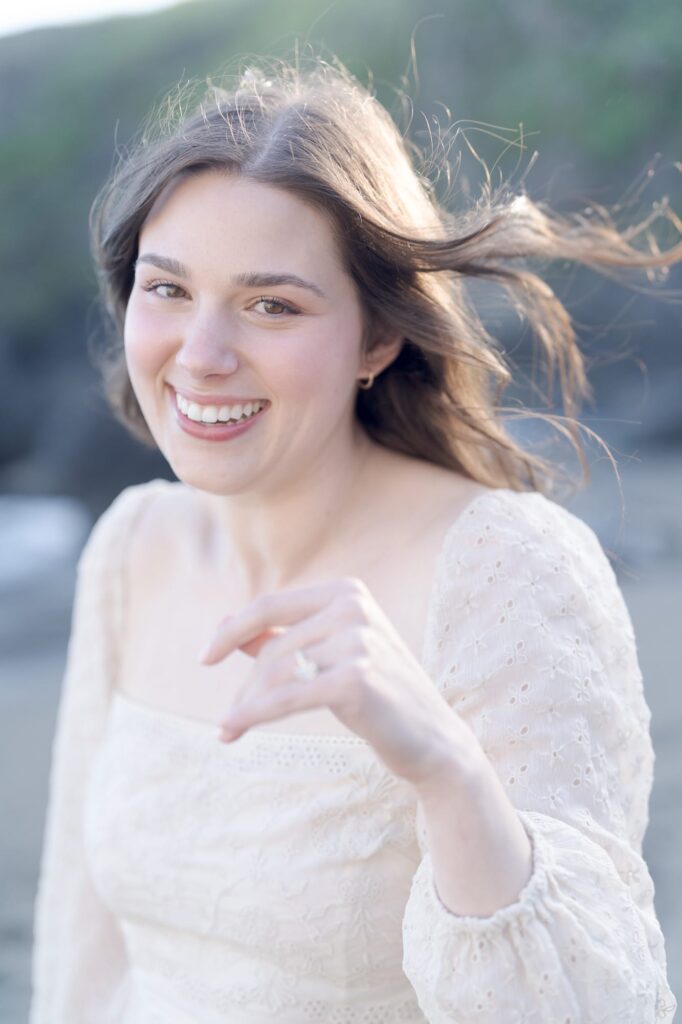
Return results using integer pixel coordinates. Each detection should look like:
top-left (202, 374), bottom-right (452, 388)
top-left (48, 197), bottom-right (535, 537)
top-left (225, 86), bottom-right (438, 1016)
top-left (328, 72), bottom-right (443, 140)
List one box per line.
top-left (30, 56), bottom-right (679, 1022)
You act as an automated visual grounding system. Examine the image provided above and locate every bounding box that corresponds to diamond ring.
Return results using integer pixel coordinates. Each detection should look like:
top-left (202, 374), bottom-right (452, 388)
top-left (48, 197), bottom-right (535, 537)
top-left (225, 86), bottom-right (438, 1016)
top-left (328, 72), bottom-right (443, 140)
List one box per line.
top-left (293, 649), bottom-right (319, 682)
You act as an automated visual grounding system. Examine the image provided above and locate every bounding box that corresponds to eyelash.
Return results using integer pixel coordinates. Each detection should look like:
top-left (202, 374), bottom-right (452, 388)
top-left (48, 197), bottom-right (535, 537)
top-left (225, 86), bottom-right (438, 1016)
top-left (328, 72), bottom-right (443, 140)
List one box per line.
top-left (141, 279), bottom-right (300, 316)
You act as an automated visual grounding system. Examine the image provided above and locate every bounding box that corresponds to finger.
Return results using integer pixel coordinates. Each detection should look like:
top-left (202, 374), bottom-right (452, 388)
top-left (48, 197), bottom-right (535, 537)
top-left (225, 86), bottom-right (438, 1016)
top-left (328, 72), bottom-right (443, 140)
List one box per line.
top-left (250, 605), bottom-right (340, 672)
top-left (199, 577), bottom-right (357, 665)
top-left (198, 624), bottom-right (284, 664)
top-left (238, 625), bottom-right (286, 658)
top-left (253, 636), bottom-right (332, 692)
top-left (219, 667), bottom-right (342, 741)
top-left (224, 633), bottom-right (332, 721)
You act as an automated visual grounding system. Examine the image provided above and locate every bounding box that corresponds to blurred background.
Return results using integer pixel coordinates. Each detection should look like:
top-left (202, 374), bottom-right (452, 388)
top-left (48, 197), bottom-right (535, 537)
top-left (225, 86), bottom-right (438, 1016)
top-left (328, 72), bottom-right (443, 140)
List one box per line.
top-left (0, 0), bottom-right (680, 1019)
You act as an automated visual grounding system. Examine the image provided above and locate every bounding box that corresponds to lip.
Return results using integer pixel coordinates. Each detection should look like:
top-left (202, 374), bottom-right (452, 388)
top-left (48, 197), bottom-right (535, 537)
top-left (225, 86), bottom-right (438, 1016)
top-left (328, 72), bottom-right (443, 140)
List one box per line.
top-left (168, 387), bottom-right (269, 442)
top-left (168, 384), bottom-right (268, 408)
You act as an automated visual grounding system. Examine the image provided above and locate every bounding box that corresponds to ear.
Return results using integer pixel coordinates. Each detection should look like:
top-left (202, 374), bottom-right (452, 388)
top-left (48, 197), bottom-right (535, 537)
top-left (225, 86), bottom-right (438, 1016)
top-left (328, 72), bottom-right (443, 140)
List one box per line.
top-left (361, 331), bottom-right (404, 378)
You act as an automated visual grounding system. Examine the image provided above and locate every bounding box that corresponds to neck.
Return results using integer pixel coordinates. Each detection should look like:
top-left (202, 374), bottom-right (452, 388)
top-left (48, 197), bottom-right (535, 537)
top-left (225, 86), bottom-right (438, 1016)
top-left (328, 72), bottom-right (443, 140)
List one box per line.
top-left (197, 423), bottom-right (384, 595)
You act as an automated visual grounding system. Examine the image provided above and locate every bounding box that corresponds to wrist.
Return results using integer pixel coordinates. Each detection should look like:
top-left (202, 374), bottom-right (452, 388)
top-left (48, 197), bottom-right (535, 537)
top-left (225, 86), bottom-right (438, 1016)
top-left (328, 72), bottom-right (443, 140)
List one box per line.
top-left (412, 735), bottom-right (490, 808)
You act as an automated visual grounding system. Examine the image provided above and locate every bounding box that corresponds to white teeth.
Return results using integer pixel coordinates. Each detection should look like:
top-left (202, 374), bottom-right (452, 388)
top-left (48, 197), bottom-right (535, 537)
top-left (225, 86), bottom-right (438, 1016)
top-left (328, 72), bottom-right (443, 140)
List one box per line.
top-left (175, 392), bottom-right (265, 425)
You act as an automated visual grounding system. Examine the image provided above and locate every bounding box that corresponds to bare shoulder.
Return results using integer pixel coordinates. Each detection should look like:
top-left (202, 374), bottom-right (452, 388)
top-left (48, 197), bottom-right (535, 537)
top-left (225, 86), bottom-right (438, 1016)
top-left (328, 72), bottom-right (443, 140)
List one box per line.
top-left (383, 451), bottom-right (493, 531)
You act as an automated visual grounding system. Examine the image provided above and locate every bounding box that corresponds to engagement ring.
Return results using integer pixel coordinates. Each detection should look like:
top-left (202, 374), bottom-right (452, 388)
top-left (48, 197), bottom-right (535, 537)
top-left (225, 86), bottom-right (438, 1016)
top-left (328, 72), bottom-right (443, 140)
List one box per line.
top-left (293, 649), bottom-right (319, 682)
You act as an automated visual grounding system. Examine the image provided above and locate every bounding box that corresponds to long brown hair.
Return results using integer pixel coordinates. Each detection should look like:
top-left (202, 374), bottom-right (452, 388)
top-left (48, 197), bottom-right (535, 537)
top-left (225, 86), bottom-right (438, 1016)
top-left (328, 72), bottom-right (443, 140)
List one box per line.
top-left (89, 55), bottom-right (682, 500)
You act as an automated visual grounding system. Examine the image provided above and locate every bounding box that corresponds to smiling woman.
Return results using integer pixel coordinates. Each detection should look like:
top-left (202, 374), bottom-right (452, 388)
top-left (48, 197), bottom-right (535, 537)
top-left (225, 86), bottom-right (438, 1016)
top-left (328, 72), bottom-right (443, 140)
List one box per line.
top-left (121, 169), bottom-right (378, 498)
top-left (29, 52), bottom-right (679, 1024)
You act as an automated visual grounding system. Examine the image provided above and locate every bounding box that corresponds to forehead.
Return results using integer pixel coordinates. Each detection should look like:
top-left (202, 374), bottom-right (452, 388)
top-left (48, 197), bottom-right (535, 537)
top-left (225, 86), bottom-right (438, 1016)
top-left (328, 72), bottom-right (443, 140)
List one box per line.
top-left (138, 170), bottom-right (347, 279)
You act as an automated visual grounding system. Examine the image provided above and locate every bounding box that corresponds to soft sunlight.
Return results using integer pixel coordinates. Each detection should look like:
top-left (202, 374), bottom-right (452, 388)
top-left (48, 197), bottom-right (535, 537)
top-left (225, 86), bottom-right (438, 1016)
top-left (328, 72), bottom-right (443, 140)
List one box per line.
top-left (0, 0), bottom-right (187, 39)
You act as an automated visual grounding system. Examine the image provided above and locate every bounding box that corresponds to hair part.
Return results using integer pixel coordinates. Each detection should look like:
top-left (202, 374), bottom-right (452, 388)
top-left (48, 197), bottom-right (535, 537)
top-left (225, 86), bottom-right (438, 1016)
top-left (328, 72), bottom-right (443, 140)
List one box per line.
top-left (89, 53), bottom-right (682, 503)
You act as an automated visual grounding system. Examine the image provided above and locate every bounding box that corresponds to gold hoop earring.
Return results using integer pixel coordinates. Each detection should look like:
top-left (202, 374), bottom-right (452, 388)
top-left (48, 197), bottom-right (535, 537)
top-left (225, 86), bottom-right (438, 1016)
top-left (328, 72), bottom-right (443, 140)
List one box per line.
top-left (357, 372), bottom-right (375, 390)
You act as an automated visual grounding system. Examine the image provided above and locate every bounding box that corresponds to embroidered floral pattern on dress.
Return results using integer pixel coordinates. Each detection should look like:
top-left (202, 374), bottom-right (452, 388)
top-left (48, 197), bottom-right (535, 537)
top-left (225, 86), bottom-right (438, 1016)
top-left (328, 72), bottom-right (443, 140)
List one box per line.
top-left (29, 479), bottom-right (677, 1023)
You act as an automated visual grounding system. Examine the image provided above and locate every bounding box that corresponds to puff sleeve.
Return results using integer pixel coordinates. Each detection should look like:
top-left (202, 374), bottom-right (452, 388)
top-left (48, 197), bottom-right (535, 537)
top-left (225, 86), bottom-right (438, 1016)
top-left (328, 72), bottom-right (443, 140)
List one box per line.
top-left (401, 489), bottom-right (677, 1023)
top-left (29, 481), bottom-right (164, 1023)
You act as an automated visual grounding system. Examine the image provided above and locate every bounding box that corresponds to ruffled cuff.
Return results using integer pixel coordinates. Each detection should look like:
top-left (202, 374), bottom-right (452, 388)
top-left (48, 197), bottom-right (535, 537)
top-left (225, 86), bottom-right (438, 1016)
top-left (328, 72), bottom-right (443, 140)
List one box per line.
top-left (410, 808), bottom-right (550, 933)
top-left (402, 810), bottom-right (673, 1022)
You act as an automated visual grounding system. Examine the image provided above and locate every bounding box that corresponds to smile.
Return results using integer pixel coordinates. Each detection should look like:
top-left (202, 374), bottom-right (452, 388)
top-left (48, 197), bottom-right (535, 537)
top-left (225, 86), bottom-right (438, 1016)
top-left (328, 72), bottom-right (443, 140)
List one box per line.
top-left (175, 391), bottom-right (267, 425)
top-left (169, 387), bottom-right (269, 442)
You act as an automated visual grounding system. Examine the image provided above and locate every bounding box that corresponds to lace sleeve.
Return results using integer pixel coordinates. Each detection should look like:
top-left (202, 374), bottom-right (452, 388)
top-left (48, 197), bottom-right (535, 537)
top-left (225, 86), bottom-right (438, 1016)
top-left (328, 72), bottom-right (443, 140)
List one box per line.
top-left (29, 481), bottom-right (164, 1024)
top-left (401, 490), bottom-right (677, 1023)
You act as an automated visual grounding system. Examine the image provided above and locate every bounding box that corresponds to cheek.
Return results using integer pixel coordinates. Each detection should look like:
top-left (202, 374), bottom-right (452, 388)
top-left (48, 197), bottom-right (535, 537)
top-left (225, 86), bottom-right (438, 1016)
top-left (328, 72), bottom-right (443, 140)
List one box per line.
top-left (270, 317), bottom-right (361, 401)
top-left (123, 303), bottom-right (173, 383)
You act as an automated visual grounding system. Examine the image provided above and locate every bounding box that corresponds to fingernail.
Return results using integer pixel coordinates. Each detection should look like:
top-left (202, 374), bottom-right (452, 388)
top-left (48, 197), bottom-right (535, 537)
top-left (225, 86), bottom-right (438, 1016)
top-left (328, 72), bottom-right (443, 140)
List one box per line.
top-left (219, 723), bottom-right (238, 742)
top-left (198, 643), bottom-right (214, 664)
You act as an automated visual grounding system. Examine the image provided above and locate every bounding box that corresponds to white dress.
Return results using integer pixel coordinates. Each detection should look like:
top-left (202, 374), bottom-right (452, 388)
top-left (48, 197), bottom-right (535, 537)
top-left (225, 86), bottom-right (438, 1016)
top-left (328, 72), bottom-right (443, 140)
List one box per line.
top-left (29, 478), bottom-right (677, 1023)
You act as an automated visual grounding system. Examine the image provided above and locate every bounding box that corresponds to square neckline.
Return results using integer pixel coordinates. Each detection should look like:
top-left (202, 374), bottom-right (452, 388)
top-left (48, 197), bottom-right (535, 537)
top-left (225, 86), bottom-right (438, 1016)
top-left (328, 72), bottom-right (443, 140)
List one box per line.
top-left (112, 481), bottom-right (518, 745)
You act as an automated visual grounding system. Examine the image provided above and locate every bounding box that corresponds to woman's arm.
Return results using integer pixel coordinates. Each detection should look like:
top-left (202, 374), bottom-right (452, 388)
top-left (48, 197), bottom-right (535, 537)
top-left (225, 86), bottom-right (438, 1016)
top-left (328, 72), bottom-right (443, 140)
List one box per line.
top-left (401, 491), bottom-right (677, 1023)
top-left (29, 482), bottom-right (161, 1024)
top-left (412, 745), bottom-right (534, 918)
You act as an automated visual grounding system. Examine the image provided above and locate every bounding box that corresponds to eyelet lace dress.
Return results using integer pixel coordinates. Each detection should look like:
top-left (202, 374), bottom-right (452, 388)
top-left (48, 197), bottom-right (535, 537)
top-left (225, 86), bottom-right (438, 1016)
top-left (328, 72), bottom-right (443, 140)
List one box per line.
top-left (29, 478), bottom-right (677, 1023)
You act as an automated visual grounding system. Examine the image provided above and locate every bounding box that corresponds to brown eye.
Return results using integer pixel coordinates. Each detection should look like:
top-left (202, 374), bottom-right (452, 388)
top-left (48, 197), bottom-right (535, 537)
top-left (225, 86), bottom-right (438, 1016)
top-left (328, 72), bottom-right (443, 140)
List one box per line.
top-left (252, 296), bottom-right (299, 316)
top-left (143, 280), bottom-right (185, 299)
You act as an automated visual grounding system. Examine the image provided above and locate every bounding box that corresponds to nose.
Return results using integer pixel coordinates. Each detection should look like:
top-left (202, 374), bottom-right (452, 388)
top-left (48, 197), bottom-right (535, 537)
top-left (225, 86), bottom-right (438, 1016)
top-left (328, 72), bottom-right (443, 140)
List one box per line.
top-left (175, 312), bottom-right (241, 379)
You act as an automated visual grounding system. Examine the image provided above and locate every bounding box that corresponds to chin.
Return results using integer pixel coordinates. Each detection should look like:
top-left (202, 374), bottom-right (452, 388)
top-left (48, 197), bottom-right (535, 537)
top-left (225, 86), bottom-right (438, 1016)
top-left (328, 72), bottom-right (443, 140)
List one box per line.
top-left (165, 457), bottom-right (261, 498)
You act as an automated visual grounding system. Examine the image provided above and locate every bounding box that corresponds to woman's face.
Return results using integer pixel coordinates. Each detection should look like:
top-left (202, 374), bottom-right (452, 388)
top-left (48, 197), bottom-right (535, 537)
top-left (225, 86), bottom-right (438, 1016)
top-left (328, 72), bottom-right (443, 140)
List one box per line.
top-left (125, 169), bottom-right (378, 497)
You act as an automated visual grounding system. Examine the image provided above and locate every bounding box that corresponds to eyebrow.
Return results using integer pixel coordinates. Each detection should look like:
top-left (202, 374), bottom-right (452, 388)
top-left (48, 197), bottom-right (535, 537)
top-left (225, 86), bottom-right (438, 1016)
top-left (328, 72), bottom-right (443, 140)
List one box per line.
top-left (134, 253), bottom-right (327, 299)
